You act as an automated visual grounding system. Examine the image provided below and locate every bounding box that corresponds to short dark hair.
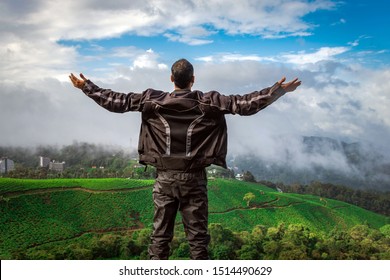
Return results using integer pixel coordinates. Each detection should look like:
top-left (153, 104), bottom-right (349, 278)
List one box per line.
top-left (171, 59), bottom-right (194, 89)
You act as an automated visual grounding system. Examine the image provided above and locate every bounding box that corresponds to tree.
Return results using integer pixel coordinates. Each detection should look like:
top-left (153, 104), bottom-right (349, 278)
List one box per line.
top-left (243, 192), bottom-right (255, 207)
top-left (120, 238), bottom-right (142, 259)
top-left (209, 223), bottom-right (241, 260)
top-left (278, 224), bottom-right (317, 260)
top-left (379, 224), bottom-right (390, 237)
top-left (243, 171), bottom-right (256, 182)
top-left (170, 242), bottom-right (190, 259)
top-left (92, 234), bottom-right (122, 259)
top-left (236, 226), bottom-right (266, 260)
top-left (133, 228), bottom-right (153, 259)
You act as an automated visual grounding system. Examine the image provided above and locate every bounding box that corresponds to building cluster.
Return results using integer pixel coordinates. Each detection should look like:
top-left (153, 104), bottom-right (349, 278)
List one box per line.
top-left (0, 156), bottom-right (66, 174)
top-left (39, 156), bottom-right (66, 172)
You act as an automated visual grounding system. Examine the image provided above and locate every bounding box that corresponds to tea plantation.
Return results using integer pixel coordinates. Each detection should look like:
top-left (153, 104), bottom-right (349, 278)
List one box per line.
top-left (0, 178), bottom-right (389, 259)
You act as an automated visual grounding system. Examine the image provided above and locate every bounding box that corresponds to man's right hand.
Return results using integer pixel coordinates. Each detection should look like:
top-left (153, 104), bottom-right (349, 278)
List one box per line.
top-left (278, 77), bottom-right (301, 93)
top-left (69, 73), bottom-right (87, 89)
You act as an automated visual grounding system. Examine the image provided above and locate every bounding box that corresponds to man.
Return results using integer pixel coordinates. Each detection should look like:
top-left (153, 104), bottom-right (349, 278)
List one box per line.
top-left (69, 58), bottom-right (301, 259)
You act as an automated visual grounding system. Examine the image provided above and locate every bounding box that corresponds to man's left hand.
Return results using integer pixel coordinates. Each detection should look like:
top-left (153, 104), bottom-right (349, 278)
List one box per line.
top-left (69, 73), bottom-right (87, 89)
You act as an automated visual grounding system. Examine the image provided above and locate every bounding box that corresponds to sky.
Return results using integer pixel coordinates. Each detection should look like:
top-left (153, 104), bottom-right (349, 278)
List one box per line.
top-left (1, 0), bottom-right (390, 172)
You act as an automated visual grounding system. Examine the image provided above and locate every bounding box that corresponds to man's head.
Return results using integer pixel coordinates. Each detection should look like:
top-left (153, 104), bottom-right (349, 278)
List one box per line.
top-left (171, 59), bottom-right (194, 89)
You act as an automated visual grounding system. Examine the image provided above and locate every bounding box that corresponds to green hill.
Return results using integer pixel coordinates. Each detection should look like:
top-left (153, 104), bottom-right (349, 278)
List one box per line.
top-left (0, 178), bottom-right (389, 259)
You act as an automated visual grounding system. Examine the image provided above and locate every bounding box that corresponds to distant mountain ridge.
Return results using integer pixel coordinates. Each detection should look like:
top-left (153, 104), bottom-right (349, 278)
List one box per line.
top-left (230, 136), bottom-right (390, 191)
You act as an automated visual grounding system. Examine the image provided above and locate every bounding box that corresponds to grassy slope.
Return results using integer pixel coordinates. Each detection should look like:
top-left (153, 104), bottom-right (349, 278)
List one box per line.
top-left (0, 178), bottom-right (389, 258)
top-left (207, 179), bottom-right (389, 232)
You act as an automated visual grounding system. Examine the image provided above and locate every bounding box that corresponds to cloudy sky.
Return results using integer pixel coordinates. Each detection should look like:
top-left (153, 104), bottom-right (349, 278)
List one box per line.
top-left (1, 0), bottom-right (389, 168)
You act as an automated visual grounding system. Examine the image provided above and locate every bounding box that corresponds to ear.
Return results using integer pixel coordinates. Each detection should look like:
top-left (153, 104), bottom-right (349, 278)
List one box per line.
top-left (170, 75), bottom-right (175, 83)
top-left (191, 75), bottom-right (195, 84)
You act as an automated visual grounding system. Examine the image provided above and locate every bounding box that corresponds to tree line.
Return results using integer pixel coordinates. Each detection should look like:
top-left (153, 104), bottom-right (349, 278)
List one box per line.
top-left (0, 143), bottom-right (156, 179)
top-left (11, 223), bottom-right (390, 260)
top-left (259, 180), bottom-right (390, 217)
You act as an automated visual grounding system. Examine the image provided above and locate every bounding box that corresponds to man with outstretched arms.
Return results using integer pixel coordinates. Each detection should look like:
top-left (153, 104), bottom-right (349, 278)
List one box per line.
top-left (69, 58), bottom-right (301, 259)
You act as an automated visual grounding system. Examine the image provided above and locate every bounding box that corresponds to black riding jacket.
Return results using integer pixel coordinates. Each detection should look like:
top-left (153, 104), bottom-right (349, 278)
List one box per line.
top-left (82, 80), bottom-right (286, 171)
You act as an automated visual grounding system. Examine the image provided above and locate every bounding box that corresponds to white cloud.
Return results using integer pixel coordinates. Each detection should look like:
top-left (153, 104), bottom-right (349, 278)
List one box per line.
top-left (0, 34), bottom-right (78, 82)
top-left (164, 33), bottom-right (214, 46)
top-left (0, 80), bottom-right (142, 147)
top-left (0, 0), bottom-right (338, 84)
top-left (164, 25), bottom-right (216, 45)
top-left (2, 0), bottom-right (336, 41)
top-left (196, 56), bottom-right (214, 63)
top-left (195, 46), bottom-right (349, 66)
top-left (109, 46), bottom-right (144, 58)
top-left (331, 18), bottom-right (346, 26)
top-left (196, 53), bottom-right (266, 63)
top-left (282, 47), bottom-right (350, 65)
top-left (131, 49), bottom-right (168, 70)
top-left (221, 54), bottom-right (267, 62)
top-left (348, 39), bottom-right (359, 47)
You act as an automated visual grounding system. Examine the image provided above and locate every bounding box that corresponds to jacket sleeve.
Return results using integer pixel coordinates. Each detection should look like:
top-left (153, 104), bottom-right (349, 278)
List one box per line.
top-left (208, 82), bottom-right (286, 116)
top-left (82, 80), bottom-right (146, 113)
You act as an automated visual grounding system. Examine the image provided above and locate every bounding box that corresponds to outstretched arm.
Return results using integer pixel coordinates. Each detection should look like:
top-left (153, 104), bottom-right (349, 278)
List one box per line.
top-left (68, 73), bottom-right (145, 113)
top-left (210, 77), bottom-right (302, 116)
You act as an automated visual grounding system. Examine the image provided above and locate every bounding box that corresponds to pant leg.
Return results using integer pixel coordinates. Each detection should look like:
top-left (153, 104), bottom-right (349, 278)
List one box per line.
top-left (180, 190), bottom-right (210, 259)
top-left (179, 170), bottom-right (210, 260)
top-left (148, 179), bottom-right (179, 260)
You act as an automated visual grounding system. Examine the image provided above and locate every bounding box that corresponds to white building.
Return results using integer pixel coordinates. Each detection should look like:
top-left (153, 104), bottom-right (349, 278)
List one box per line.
top-left (49, 161), bottom-right (66, 172)
top-left (39, 156), bottom-right (51, 168)
top-left (0, 158), bottom-right (15, 174)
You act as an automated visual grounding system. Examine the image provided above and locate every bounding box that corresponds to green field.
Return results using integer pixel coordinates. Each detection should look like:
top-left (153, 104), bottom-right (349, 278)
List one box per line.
top-left (0, 177), bottom-right (389, 259)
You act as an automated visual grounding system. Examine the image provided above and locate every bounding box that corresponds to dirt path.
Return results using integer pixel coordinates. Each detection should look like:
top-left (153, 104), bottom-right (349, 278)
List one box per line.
top-left (210, 197), bottom-right (304, 214)
top-left (3, 185), bottom-right (153, 198)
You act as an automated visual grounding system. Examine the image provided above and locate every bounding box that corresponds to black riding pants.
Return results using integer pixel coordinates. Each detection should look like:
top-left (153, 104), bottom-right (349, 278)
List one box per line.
top-left (148, 169), bottom-right (210, 260)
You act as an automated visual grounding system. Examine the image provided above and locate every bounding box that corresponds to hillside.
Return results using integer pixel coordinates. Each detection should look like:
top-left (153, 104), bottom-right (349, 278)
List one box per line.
top-left (0, 178), bottom-right (389, 259)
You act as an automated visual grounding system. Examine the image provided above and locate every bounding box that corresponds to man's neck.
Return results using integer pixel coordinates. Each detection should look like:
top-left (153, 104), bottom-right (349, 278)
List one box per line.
top-left (174, 87), bottom-right (192, 91)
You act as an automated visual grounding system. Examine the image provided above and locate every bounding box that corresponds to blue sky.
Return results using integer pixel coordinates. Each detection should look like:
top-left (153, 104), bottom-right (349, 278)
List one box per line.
top-left (1, 0), bottom-right (390, 172)
top-left (55, 0), bottom-right (389, 73)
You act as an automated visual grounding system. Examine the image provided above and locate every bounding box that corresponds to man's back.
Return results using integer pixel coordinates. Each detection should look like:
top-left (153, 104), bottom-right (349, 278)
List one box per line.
top-left (139, 88), bottom-right (228, 171)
